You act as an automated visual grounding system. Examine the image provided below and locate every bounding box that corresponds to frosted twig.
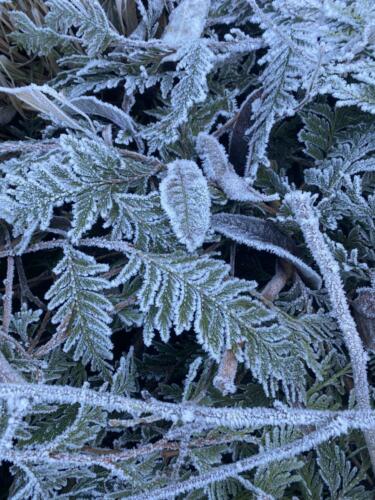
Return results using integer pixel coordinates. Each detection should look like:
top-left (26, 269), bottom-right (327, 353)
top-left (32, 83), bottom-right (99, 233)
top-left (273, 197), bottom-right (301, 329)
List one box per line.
top-left (286, 190), bottom-right (375, 474)
top-left (15, 256), bottom-right (46, 310)
top-left (0, 397), bottom-right (28, 450)
top-left (33, 314), bottom-right (71, 358)
top-left (2, 254), bottom-right (14, 335)
top-left (247, 0), bottom-right (315, 63)
top-left (0, 383), bottom-right (375, 431)
top-left (126, 417), bottom-right (351, 499)
top-left (0, 229), bottom-right (24, 384)
top-left (108, 415), bottom-right (162, 428)
top-left (0, 435), bottom-right (227, 470)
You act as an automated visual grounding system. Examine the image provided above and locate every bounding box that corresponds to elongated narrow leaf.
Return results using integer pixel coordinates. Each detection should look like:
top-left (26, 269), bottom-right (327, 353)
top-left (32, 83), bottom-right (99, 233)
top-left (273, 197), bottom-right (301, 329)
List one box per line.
top-left (212, 213), bottom-right (321, 289)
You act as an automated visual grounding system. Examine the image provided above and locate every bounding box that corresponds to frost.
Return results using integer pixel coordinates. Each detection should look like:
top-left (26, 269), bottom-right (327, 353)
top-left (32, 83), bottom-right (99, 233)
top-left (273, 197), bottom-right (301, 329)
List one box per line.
top-left (1, 0), bottom-right (375, 496)
top-left (0, 84), bottom-right (94, 133)
top-left (160, 160), bottom-right (211, 252)
top-left (143, 41), bottom-right (215, 151)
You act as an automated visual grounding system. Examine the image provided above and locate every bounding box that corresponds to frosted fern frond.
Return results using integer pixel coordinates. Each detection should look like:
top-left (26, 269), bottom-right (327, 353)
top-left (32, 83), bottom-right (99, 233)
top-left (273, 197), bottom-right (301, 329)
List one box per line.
top-left (243, 0), bottom-right (375, 177)
top-left (304, 123), bottom-right (375, 194)
top-left (110, 246), bottom-right (319, 398)
top-left (45, 0), bottom-right (120, 56)
top-left (60, 136), bottom-right (167, 245)
top-left (254, 427), bottom-right (304, 497)
top-left (9, 11), bottom-right (69, 56)
top-left (45, 246), bottom-right (113, 377)
top-left (322, 75), bottom-right (375, 115)
top-left (46, 404), bottom-right (106, 452)
top-left (112, 347), bottom-right (139, 396)
top-left (298, 102), bottom-right (360, 161)
top-left (4, 135), bottom-right (167, 248)
top-left (160, 159), bottom-right (211, 252)
top-left (4, 151), bottom-right (71, 249)
top-left (117, 249), bottom-right (266, 352)
top-left (142, 40), bottom-right (215, 151)
top-left (317, 443), bottom-right (371, 499)
top-left (245, 46), bottom-right (299, 176)
top-left (9, 464), bottom-right (94, 500)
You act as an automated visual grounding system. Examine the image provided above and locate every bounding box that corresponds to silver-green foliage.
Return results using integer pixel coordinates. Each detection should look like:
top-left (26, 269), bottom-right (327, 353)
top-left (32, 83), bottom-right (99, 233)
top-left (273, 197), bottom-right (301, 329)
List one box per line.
top-left (45, 246), bottom-right (113, 376)
top-left (0, 0), bottom-right (375, 498)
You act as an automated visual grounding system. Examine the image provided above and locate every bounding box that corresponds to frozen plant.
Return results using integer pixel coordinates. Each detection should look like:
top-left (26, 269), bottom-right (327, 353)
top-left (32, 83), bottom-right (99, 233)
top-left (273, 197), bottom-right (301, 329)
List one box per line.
top-left (0, 0), bottom-right (374, 498)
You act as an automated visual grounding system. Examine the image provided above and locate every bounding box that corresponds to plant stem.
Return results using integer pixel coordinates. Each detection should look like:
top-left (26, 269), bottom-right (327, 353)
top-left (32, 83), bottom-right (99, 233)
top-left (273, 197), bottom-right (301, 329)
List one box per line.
top-left (286, 190), bottom-right (375, 475)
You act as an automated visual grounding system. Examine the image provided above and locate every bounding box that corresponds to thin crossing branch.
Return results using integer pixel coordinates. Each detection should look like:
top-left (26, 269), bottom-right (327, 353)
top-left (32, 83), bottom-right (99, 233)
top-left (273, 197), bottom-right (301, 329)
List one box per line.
top-left (126, 417), bottom-right (353, 499)
top-left (286, 190), bottom-right (375, 474)
top-left (1, 383), bottom-right (375, 431)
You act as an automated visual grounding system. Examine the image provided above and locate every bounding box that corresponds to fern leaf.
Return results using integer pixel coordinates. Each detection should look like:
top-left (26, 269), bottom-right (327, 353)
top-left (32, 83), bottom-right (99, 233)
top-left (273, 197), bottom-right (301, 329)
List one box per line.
top-left (9, 11), bottom-right (67, 56)
top-left (142, 40), bottom-right (215, 151)
top-left (110, 246), bottom-right (318, 398)
top-left (45, 0), bottom-right (119, 56)
top-left (45, 246), bottom-right (113, 377)
top-left (317, 443), bottom-right (371, 499)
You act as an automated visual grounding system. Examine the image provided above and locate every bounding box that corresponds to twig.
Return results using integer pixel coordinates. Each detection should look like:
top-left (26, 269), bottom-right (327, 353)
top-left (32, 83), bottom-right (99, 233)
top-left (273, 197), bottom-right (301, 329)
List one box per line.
top-left (286, 190), bottom-right (375, 475)
top-left (2, 249), bottom-right (14, 335)
top-left (109, 415), bottom-right (162, 428)
top-left (33, 314), bottom-right (70, 358)
top-left (2, 255), bottom-right (14, 335)
top-left (27, 310), bottom-right (51, 354)
top-left (125, 417), bottom-right (355, 499)
top-left (0, 226), bottom-right (23, 382)
top-left (15, 256), bottom-right (47, 310)
top-left (261, 260), bottom-right (293, 301)
top-left (1, 382), bottom-right (375, 431)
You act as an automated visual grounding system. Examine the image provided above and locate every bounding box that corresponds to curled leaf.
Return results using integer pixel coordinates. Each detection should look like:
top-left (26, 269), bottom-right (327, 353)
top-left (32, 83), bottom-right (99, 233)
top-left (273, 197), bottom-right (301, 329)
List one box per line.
top-left (70, 96), bottom-right (136, 133)
top-left (197, 132), bottom-right (278, 203)
top-left (211, 213), bottom-right (322, 289)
